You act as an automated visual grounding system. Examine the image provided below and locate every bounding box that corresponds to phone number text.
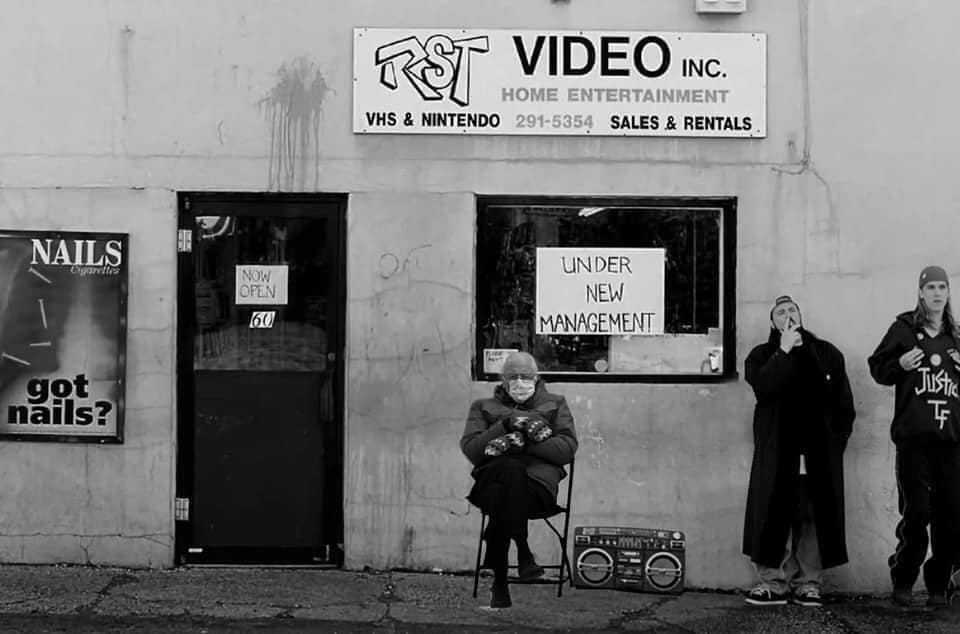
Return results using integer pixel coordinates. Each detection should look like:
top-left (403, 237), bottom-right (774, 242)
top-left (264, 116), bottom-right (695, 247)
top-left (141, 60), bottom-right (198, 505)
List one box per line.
top-left (515, 114), bottom-right (595, 130)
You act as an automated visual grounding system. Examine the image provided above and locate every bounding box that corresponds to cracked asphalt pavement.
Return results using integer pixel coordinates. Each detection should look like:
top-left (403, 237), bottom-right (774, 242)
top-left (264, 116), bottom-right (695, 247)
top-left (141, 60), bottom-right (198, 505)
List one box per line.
top-left (0, 565), bottom-right (958, 632)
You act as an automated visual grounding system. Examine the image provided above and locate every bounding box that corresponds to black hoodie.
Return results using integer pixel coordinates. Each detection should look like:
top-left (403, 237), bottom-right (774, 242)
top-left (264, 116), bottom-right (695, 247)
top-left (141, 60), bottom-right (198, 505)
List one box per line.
top-left (868, 311), bottom-right (960, 443)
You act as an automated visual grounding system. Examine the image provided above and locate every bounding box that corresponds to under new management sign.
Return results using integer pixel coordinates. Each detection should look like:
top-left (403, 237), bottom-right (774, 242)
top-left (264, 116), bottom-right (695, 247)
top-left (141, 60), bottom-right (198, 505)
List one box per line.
top-left (536, 248), bottom-right (665, 336)
top-left (353, 28), bottom-right (766, 137)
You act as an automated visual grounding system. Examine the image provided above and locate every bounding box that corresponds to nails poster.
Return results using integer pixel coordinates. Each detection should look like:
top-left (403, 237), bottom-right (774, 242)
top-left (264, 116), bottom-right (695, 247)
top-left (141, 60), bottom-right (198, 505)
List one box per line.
top-left (0, 230), bottom-right (128, 442)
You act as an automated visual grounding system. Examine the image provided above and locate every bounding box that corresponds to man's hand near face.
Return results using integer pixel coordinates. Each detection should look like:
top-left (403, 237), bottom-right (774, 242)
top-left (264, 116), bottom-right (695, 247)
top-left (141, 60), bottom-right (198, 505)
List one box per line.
top-left (780, 318), bottom-right (803, 353)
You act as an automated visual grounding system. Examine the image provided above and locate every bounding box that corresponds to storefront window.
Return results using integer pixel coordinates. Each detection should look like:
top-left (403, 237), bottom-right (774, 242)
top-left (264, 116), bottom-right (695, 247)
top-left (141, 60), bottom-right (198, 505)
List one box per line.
top-left (475, 196), bottom-right (736, 381)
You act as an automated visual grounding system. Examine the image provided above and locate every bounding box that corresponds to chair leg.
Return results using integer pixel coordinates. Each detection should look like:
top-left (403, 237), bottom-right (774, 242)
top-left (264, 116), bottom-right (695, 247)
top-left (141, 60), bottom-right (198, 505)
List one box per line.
top-left (556, 535), bottom-right (568, 597)
top-left (543, 516), bottom-right (572, 597)
top-left (558, 508), bottom-right (572, 597)
top-left (557, 551), bottom-right (565, 597)
top-left (473, 513), bottom-right (487, 599)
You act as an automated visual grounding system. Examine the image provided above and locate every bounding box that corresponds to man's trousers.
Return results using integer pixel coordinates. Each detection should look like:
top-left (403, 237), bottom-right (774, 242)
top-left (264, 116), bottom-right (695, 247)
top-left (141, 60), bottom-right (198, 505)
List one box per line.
top-left (468, 456), bottom-right (555, 574)
top-left (889, 437), bottom-right (960, 593)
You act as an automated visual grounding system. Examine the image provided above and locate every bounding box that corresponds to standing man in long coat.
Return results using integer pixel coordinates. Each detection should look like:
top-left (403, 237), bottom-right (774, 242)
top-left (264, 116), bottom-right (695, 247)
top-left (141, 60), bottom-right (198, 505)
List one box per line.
top-left (742, 295), bottom-right (856, 606)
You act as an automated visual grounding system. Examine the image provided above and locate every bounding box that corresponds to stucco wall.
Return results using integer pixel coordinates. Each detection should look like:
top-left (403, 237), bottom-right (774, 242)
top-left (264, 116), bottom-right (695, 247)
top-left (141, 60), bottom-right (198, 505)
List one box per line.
top-left (0, 0), bottom-right (955, 590)
top-left (0, 188), bottom-right (176, 566)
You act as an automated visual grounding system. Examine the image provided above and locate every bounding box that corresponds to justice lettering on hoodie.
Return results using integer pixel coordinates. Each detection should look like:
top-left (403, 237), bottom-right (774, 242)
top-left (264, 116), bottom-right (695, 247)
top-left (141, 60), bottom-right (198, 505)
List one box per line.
top-left (914, 365), bottom-right (959, 430)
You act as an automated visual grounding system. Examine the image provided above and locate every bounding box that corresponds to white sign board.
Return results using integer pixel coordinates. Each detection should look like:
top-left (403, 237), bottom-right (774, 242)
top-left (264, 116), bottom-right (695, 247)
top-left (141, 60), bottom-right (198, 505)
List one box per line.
top-left (535, 248), bottom-right (665, 335)
top-left (353, 28), bottom-right (766, 137)
top-left (483, 348), bottom-right (519, 374)
top-left (235, 265), bottom-right (289, 305)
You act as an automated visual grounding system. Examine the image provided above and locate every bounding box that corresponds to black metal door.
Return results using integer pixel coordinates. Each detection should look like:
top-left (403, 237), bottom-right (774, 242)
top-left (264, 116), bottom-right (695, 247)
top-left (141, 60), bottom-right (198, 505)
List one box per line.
top-left (176, 193), bottom-right (345, 565)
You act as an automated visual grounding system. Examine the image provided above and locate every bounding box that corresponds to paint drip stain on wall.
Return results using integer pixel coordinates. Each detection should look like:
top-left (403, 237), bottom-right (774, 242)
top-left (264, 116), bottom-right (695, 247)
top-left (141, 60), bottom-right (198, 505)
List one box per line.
top-left (259, 58), bottom-right (331, 191)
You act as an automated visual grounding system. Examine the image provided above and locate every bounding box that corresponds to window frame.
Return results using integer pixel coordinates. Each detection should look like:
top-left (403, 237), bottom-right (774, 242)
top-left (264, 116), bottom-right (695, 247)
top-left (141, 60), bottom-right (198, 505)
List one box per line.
top-left (473, 195), bottom-right (738, 384)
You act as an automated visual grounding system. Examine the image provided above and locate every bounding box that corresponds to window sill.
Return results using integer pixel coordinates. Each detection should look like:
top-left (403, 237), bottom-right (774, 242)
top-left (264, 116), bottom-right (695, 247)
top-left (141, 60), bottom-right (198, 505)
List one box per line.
top-left (478, 372), bottom-right (740, 384)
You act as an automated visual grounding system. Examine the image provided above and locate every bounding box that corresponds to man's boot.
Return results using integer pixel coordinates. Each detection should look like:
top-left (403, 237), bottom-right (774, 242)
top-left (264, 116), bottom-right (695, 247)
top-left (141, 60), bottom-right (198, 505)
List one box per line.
top-left (487, 538), bottom-right (512, 608)
top-left (490, 578), bottom-right (512, 608)
top-left (515, 538), bottom-right (544, 582)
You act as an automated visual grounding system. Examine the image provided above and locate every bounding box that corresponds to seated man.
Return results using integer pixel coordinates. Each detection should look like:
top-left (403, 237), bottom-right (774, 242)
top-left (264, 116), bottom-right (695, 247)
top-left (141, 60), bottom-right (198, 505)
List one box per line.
top-left (460, 351), bottom-right (578, 608)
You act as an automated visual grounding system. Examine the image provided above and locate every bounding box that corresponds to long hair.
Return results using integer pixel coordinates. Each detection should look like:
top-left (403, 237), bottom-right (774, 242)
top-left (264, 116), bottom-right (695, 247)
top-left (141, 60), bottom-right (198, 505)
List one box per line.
top-left (913, 297), bottom-right (960, 344)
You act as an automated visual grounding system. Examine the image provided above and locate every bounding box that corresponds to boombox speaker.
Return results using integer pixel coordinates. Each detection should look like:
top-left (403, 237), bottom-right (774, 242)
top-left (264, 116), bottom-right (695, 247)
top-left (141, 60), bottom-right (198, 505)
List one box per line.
top-left (572, 526), bottom-right (686, 594)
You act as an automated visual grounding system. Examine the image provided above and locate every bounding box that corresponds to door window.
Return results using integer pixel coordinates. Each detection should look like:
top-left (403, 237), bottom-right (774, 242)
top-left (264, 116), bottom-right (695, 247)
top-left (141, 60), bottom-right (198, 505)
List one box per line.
top-left (193, 216), bottom-right (329, 371)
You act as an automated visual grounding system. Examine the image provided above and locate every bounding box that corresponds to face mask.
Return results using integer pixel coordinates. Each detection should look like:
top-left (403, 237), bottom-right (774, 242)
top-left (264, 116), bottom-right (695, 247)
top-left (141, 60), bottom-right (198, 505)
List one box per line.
top-left (507, 379), bottom-right (536, 403)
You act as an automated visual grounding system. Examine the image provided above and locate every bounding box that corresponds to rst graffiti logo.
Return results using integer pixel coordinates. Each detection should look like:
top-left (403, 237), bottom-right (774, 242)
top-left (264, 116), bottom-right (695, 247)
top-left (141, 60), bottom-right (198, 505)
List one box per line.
top-left (374, 34), bottom-right (489, 107)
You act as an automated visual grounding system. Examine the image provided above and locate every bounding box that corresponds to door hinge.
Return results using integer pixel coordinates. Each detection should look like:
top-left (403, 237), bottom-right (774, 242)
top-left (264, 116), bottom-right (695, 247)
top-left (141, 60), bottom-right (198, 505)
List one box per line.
top-left (177, 229), bottom-right (192, 253)
top-left (175, 497), bottom-right (190, 521)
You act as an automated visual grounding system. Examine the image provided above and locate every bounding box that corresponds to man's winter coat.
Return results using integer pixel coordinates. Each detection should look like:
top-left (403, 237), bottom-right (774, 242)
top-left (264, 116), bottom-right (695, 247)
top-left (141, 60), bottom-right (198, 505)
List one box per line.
top-left (461, 381), bottom-right (578, 499)
top-left (742, 328), bottom-right (856, 569)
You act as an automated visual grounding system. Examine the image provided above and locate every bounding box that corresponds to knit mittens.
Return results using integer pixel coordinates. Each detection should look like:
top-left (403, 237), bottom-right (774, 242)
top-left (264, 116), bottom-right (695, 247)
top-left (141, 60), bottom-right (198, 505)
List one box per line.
top-left (508, 413), bottom-right (553, 443)
top-left (484, 431), bottom-right (525, 457)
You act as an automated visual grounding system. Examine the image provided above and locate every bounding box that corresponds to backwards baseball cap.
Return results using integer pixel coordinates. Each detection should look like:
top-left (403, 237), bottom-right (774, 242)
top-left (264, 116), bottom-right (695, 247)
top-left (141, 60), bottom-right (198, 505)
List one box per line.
top-left (919, 265), bottom-right (949, 288)
top-left (769, 295), bottom-right (798, 318)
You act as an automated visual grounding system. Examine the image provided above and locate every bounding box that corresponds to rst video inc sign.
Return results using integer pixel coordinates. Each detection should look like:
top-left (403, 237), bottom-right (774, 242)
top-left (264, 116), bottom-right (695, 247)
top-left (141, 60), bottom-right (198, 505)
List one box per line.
top-left (353, 28), bottom-right (766, 137)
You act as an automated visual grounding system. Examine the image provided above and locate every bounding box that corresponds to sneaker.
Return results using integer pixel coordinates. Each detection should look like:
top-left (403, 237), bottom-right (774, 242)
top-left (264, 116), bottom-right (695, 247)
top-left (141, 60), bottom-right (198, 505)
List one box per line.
top-left (891, 587), bottom-right (913, 607)
top-left (490, 580), bottom-right (512, 608)
top-left (517, 555), bottom-right (545, 582)
top-left (793, 586), bottom-right (823, 607)
top-left (744, 584), bottom-right (788, 606)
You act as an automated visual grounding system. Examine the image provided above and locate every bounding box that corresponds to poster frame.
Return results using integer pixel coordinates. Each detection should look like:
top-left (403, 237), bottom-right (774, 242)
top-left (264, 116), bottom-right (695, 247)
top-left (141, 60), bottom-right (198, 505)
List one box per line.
top-left (0, 229), bottom-right (128, 444)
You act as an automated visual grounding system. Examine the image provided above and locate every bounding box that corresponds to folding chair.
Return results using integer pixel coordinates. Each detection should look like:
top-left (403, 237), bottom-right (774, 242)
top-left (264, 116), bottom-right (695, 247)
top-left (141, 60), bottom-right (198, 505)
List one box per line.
top-left (472, 459), bottom-right (575, 598)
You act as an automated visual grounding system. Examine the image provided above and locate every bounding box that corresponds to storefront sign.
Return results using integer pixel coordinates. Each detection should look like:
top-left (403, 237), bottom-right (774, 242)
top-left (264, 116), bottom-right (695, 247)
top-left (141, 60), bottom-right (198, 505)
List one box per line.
top-left (535, 248), bottom-right (665, 335)
top-left (235, 265), bottom-right (288, 305)
top-left (0, 230), bottom-right (128, 442)
top-left (354, 28), bottom-right (765, 137)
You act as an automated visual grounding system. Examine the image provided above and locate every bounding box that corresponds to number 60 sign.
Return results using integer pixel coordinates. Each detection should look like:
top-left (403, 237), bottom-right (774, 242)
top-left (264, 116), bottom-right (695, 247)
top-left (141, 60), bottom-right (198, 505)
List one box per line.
top-left (248, 311), bottom-right (276, 329)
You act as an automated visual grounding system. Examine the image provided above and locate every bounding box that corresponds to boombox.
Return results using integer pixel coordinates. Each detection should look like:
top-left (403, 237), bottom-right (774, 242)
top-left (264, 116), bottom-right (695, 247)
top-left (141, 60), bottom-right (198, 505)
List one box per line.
top-left (572, 526), bottom-right (686, 594)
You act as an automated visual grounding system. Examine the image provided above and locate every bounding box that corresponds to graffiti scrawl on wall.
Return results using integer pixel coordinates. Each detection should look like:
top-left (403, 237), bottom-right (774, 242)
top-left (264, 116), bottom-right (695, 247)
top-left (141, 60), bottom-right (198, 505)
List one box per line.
top-left (259, 58), bottom-right (331, 191)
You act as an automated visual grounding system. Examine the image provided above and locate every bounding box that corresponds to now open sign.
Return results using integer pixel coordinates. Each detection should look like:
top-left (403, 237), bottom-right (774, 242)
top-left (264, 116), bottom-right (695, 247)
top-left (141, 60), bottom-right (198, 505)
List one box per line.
top-left (235, 265), bottom-right (289, 305)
